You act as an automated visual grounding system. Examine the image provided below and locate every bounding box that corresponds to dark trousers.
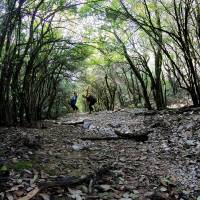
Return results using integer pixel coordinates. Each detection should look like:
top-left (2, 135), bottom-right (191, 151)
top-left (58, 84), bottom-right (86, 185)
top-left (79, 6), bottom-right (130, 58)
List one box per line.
top-left (89, 103), bottom-right (94, 113)
top-left (71, 104), bottom-right (78, 111)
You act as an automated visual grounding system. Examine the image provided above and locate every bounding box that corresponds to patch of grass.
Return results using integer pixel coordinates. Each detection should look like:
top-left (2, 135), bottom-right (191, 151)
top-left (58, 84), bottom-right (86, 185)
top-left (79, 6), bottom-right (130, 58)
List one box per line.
top-left (1, 161), bottom-right (33, 174)
top-left (8, 161), bottom-right (33, 170)
top-left (0, 165), bottom-right (9, 176)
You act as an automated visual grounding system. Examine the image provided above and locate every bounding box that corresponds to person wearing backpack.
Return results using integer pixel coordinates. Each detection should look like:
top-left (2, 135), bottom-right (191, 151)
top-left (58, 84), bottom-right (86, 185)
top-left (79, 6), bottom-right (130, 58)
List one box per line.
top-left (83, 92), bottom-right (97, 114)
top-left (70, 92), bottom-right (78, 113)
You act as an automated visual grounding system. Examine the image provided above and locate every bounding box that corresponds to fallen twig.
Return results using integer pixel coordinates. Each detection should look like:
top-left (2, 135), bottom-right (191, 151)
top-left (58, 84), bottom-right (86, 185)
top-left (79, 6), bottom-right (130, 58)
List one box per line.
top-left (18, 187), bottom-right (40, 200)
top-left (38, 164), bottom-right (113, 190)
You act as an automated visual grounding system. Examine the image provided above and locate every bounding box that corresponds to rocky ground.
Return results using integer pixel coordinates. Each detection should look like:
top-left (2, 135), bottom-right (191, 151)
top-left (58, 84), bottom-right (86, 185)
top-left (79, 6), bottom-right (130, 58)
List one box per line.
top-left (0, 108), bottom-right (200, 200)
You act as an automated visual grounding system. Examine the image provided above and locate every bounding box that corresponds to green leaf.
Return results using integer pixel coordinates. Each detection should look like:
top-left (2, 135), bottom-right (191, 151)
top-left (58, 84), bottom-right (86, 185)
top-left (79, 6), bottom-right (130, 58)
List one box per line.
top-left (0, 165), bottom-right (8, 171)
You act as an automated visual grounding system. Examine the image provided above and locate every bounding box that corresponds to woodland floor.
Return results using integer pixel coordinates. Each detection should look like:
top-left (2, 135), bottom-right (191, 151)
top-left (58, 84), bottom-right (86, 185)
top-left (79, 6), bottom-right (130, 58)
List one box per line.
top-left (0, 108), bottom-right (200, 200)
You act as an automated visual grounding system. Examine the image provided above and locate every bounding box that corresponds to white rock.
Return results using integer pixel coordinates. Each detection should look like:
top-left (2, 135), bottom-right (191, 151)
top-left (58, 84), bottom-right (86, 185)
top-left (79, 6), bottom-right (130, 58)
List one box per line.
top-left (83, 120), bottom-right (92, 129)
top-left (72, 144), bottom-right (84, 151)
top-left (186, 140), bottom-right (196, 146)
top-left (99, 184), bottom-right (111, 191)
top-left (160, 187), bottom-right (167, 192)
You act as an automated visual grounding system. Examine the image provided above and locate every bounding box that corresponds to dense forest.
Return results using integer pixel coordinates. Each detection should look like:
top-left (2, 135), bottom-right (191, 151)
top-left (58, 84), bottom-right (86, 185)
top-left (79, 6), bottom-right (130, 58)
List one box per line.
top-left (0, 0), bottom-right (200, 125)
top-left (1, 1), bottom-right (200, 199)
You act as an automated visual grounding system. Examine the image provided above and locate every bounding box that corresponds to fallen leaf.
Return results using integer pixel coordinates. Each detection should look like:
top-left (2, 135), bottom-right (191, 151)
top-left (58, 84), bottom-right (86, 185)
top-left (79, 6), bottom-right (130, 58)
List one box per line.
top-left (99, 184), bottom-right (111, 191)
top-left (68, 188), bottom-right (82, 195)
top-left (0, 192), bottom-right (4, 199)
top-left (18, 187), bottom-right (40, 200)
top-left (39, 193), bottom-right (50, 200)
top-left (6, 193), bottom-right (14, 200)
top-left (14, 190), bottom-right (24, 197)
top-left (7, 185), bottom-right (23, 192)
top-left (130, 193), bottom-right (139, 199)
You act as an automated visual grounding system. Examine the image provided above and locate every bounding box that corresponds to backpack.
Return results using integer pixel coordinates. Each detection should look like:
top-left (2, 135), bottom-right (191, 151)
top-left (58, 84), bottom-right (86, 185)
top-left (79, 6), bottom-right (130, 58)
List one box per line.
top-left (87, 95), bottom-right (97, 104)
top-left (91, 96), bottom-right (97, 104)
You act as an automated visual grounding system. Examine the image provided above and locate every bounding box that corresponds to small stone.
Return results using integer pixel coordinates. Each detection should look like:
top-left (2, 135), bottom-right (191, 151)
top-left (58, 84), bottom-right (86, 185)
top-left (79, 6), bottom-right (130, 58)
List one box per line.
top-left (16, 179), bottom-right (23, 184)
top-left (26, 187), bottom-right (33, 192)
top-left (119, 157), bottom-right (126, 162)
top-left (99, 184), bottom-right (111, 191)
top-left (72, 144), bottom-right (84, 151)
top-left (83, 120), bottom-right (92, 129)
top-left (186, 140), bottom-right (196, 146)
top-left (160, 187), bottom-right (167, 192)
top-left (23, 154), bottom-right (29, 159)
top-left (12, 158), bottom-right (18, 163)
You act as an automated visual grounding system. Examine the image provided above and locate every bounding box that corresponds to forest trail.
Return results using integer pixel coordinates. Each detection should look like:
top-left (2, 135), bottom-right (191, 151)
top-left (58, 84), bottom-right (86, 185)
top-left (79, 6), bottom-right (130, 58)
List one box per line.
top-left (0, 108), bottom-right (200, 200)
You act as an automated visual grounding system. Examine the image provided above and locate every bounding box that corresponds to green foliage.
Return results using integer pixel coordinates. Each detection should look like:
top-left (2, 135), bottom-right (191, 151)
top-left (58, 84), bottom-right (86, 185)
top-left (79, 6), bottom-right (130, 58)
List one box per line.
top-left (79, 4), bottom-right (94, 17)
top-left (0, 165), bottom-right (8, 172)
top-left (70, 44), bottom-right (93, 61)
top-left (0, 161), bottom-right (33, 172)
top-left (0, 0), bottom-right (199, 122)
top-left (79, 1), bottom-right (104, 17)
top-left (10, 161), bottom-right (33, 170)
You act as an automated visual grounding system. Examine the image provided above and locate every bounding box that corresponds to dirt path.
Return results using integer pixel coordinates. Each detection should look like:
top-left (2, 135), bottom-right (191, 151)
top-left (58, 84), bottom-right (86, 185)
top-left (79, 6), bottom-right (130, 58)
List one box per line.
top-left (0, 109), bottom-right (200, 199)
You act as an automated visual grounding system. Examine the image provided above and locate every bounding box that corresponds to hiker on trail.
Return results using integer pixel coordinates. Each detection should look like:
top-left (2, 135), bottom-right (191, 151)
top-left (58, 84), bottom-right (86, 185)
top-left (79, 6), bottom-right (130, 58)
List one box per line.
top-left (83, 93), bottom-right (97, 114)
top-left (70, 92), bottom-right (78, 112)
